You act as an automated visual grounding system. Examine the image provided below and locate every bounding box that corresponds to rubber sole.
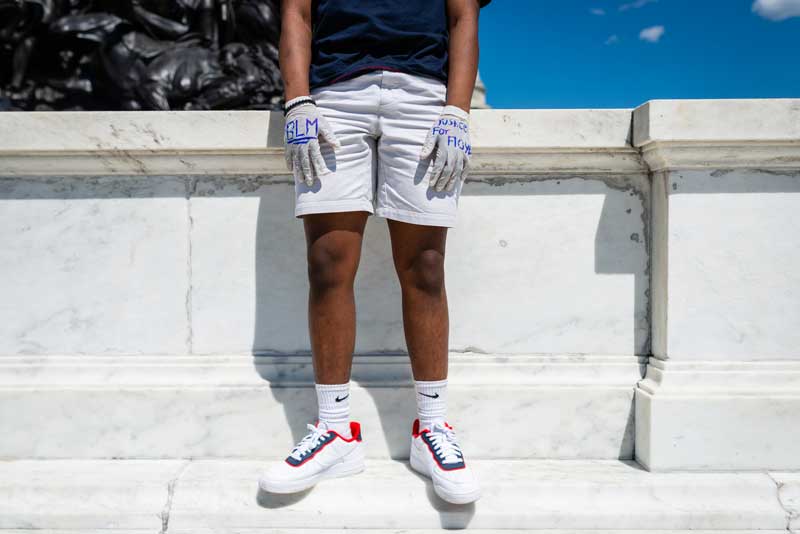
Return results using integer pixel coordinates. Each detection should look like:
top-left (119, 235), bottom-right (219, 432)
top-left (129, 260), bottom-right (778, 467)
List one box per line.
top-left (410, 445), bottom-right (481, 505)
top-left (258, 448), bottom-right (365, 494)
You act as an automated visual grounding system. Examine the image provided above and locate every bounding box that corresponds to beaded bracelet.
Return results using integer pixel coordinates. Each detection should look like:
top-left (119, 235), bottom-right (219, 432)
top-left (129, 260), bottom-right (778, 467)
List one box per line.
top-left (283, 96), bottom-right (316, 116)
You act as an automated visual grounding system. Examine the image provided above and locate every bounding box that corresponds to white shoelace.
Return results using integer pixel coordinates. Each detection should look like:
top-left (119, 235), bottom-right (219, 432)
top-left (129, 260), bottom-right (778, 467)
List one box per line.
top-left (427, 423), bottom-right (464, 465)
top-left (288, 423), bottom-right (328, 463)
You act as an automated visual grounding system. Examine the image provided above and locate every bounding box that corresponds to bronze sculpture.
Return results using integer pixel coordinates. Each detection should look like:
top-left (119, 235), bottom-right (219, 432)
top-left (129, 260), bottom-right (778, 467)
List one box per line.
top-left (0, 0), bottom-right (283, 110)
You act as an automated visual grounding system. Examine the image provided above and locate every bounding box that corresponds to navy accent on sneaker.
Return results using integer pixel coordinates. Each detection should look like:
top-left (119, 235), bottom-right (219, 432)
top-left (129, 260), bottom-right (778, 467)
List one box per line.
top-left (285, 432), bottom-right (336, 467)
top-left (420, 430), bottom-right (466, 471)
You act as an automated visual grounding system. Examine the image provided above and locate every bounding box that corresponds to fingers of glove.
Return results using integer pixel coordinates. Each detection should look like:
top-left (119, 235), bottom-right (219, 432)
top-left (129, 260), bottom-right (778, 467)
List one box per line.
top-left (446, 153), bottom-right (466, 192)
top-left (308, 139), bottom-right (329, 178)
top-left (436, 149), bottom-right (457, 192)
top-left (421, 143), bottom-right (434, 182)
top-left (291, 151), bottom-right (304, 185)
top-left (420, 129), bottom-right (436, 160)
top-left (318, 116), bottom-right (341, 151)
top-left (298, 146), bottom-right (315, 187)
top-left (428, 143), bottom-right (447, 188)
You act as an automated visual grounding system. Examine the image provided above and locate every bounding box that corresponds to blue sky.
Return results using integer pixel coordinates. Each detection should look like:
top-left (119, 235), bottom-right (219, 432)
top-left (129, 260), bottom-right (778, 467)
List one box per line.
top-left (478, 0), bottom-right (800, 108)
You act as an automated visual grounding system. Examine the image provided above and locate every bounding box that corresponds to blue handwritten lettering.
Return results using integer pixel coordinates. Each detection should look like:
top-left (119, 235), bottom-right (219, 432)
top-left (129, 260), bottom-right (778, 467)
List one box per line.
top-left (285, 117), bottom-right (321, 145)
top-left (305, 118), bottom-right (319, 136)
top-left (285, 119), bottom-right (298, 142)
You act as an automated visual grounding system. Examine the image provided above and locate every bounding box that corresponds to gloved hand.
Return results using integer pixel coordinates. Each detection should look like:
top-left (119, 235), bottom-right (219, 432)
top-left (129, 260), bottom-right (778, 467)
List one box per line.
top-left (284, 96), bottom-right (341, 187)
top-left (419, 105), bottom-right (472, 192)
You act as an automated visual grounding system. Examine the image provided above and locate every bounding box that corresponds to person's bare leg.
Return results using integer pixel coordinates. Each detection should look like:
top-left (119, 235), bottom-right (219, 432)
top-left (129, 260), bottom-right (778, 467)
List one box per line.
top-left (304, 211), bottom-right (369, 384)
top-left (258, 213), bottom-right (368, 493)
top-left (389, 221), bottom-right (480, 504)
top-left (387, 220), bottom-right (449, 381)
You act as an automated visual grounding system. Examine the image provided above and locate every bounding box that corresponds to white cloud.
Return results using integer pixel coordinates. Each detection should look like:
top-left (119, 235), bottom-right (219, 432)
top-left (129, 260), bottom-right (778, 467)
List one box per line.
top-left (605, 34), bottom-right (620, 45)
top-left (620, 0), bottom-right (658, 11)
top-left (639, 25), bottom-right (665, 42)
top-left (752, 0), bottom-right (800, 21)
top-left (591, 7), bottom-right (606, 15)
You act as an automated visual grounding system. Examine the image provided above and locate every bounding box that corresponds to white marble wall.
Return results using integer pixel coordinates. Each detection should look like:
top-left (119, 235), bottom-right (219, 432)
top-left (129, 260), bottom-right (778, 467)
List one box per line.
top-left (0, 111), bottom-right (648, 358)
top-left (633, 99), bottom-right (800, 470)
top-left (0, 176), bottom-right (649, 357)
top-left (0, 176), bottom-right (189, 355)
top-left (2, 102), bottom-right (799, 471)
top-left (189, 175), bottom-right (648, 356)
top-left (0, 108), bottom-right (647, 460)
top-left (660, 169), bottom-right (800, 360)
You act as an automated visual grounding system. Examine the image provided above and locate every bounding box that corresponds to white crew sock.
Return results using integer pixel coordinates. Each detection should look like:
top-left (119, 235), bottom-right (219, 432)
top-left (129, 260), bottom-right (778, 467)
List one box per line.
top-left (315, 383), bottom-right (351, 438)
top-left (414, 378), bottom-right (448, 430)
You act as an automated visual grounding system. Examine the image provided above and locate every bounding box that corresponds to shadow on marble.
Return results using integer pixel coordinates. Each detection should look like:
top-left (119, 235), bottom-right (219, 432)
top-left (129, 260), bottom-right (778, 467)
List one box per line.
top-left (400, 461), bottom-right (477, 529)
top-left (618, 396), bottom-right (636, 460)
top-left (617, 459), bottom-right (649, 472)
top-left (595, 185), bottom-right (650, 356)
top-left (261, 370), bottom-right (418, 460)
top-left (256, 485), bottom-right (314, 509)
top-left (359, 383), bottom-right (417, 460)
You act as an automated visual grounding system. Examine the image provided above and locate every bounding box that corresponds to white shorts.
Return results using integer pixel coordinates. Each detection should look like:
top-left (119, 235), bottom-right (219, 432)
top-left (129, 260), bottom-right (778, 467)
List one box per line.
top-left (295, 70), bottom-right (463, 228)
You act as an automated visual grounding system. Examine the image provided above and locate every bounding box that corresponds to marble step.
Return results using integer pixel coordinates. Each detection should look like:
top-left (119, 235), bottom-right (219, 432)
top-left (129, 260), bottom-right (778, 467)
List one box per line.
top-left (1, 354), bottom-right (643, 460)
top-left (0, 459), bottom-right (795, 532)
top-left (4, 532), bottom-right (789, 534)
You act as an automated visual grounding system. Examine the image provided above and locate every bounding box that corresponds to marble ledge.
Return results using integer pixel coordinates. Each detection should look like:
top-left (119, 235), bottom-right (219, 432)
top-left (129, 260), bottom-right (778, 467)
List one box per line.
top-left (0, 353), bottom-right (646, 388)
top-left (0, 459), bottom-right (792, 532)
top-left (638, 359), bottom-right (800, 395)
top-left (633, 99), bottom-right (800, 172)
top-left (0, 109), bottom-right (635, 153)
top-left (633, 99), bottom-right (800, 145)
top-left (0, 148), bottom-right (648, 177)
top-left (637, 141), bottom-right (800, 172)
top-left (0, 108), bottom-right (640, 176)
top-left (2, 100), bottom-right (798, 176)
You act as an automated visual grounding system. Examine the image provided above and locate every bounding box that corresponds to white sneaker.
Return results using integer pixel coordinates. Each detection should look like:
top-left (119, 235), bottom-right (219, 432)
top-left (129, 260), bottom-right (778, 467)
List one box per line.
top-left (409, 419), bottom-right (480, 504)
top-left (258, 421), bottom-right (365, 494)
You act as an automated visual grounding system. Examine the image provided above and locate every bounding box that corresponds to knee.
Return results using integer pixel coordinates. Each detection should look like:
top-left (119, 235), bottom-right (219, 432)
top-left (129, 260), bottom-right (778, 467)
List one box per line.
top-left (402, 249), bottom-right (446, 295)
top-left (307, 242), bottom-right (356, 292)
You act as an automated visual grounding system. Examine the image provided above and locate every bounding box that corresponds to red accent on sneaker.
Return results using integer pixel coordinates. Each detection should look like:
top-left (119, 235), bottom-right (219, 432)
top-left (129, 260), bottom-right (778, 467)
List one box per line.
top-left (351, 421), bottom-right (363, 442)
top-left (311, 421), bottom-right (362, 443)
top-left (328, 421), bottom-right (362, 443)
top-left (285, 421), bottom-right (363, 468)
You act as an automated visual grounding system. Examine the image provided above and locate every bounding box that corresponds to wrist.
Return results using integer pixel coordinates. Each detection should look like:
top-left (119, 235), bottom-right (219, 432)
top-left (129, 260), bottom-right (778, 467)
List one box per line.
top-left (284, 96), bottom-right (315, 116)
top-left (442, 104), bottom-right (470, 122)
top-left (283, 80), bottom-right (311, 103)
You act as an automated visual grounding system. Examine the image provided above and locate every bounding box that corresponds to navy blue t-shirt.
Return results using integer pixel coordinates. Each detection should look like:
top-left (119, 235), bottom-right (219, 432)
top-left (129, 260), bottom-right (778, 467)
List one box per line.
top-left (309, 0), bottom-right (490, 89)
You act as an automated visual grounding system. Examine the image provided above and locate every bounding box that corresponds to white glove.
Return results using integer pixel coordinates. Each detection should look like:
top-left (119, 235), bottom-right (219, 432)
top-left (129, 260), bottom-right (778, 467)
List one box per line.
top-left (284, 96), bottom-right (341, 187)
top-left (419, 105), bottom-right (472, 192)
